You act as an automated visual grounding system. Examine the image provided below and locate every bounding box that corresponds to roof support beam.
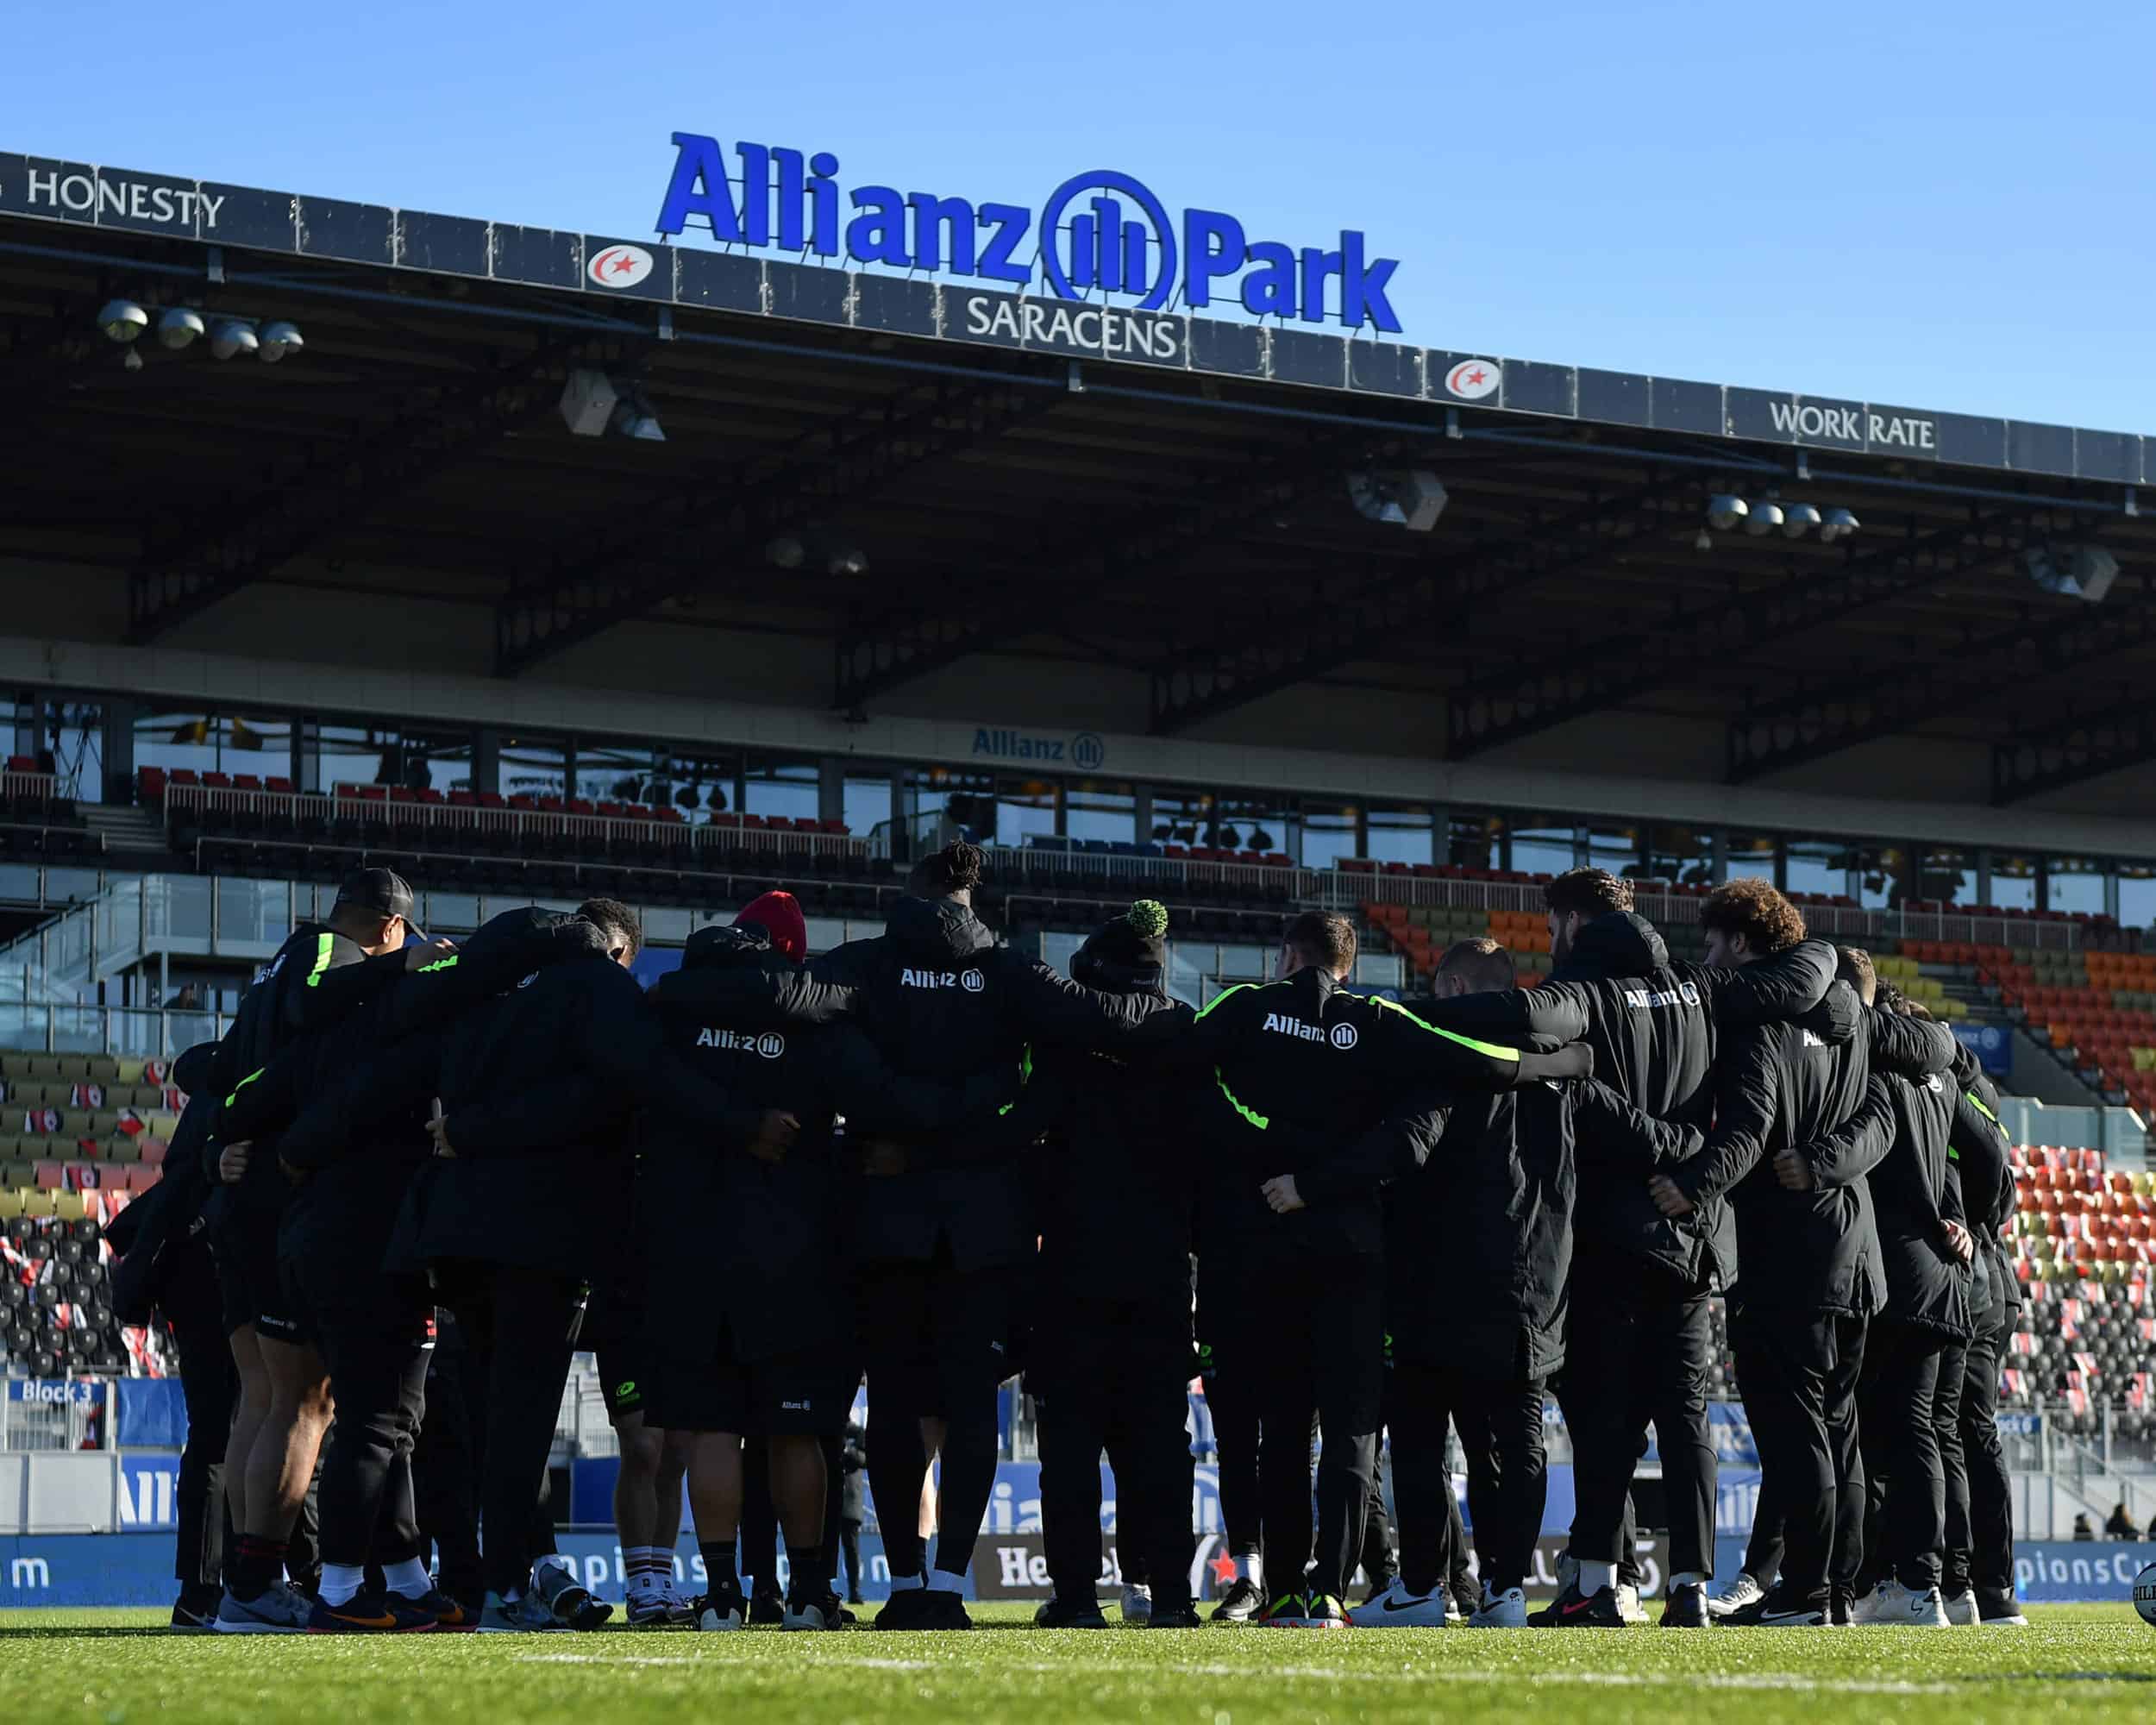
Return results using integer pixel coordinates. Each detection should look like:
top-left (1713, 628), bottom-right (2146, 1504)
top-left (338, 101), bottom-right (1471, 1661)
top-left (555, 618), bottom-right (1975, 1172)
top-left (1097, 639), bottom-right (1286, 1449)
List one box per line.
top-left (1726, 564), bottom-right (2148, 782)
top-left (1445, 505), bottom-right (2059, 761)
top-left (1993, 685), bottom-right (2156, 804)
top-left (496, 376), bottom-right (1061, 677)
top-left (1148, 478), bottom-right (1686, 736)
top-left (128, 338), bottom-right (592, 643)
top-left (830, 429), bottom-right (1386, 712)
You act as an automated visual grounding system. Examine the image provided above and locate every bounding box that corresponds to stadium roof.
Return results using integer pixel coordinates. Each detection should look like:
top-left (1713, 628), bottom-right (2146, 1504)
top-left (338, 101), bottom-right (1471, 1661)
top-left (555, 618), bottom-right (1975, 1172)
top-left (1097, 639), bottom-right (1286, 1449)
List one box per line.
top-left (3, 148), bottom-right (2154, 803)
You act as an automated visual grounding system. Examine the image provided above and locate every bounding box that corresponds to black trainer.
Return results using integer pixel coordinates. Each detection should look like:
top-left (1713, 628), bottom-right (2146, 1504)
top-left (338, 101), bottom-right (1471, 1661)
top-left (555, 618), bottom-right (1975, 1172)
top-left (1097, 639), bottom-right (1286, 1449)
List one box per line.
top-left (1212, 1576), bottom-right (1265, 1622)
top-left (749, 1581), bottom-right (786, 1626)
top-left (916, 1589), bottom-right (973, 1631)
top-left (876, 1586), bottom-right (931, 1630)
top-left (1661, 1583), bottom-right (1710, 1628)
top-left (1532, 1583), bottom-right (1626, 1628)
top-left (1034, 1594), bottom-right (1109, 1628)
top-left (1149, 1601), bottom-right (1204, 1629)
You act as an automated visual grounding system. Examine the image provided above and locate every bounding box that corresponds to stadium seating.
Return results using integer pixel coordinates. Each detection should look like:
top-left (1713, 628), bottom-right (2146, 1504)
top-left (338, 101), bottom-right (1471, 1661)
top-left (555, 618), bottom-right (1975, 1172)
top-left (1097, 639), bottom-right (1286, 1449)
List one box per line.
top-left (1942, 943), bottom-right (2156, 1107)
top-left (0, 1207), bottom-right (135, 1378)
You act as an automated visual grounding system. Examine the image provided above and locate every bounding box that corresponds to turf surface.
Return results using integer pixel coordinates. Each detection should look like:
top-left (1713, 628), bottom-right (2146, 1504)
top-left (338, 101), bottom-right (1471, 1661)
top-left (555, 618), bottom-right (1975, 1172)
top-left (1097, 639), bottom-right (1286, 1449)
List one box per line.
top-left (3, 1603), bottom-right (2153, 1725)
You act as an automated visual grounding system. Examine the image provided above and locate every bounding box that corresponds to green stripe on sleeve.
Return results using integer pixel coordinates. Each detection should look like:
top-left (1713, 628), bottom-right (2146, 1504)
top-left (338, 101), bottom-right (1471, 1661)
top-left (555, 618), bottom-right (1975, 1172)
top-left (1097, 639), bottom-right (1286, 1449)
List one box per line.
top-left (1195, 982), bottom-right (1258, 1020)
top-left (224, 1068), bottom-right (264, 1109)
top-left (417, 953), bottom-right (460, 975)
top-left (1965, 1089), bottom-right (2000, 1126)
top-left (1368, 994), bottom-right (1522, 1063)
top-left (302, 931), bottom-right (335, 988)
top-left (1214, 1070), bottom-right (1269, 1131)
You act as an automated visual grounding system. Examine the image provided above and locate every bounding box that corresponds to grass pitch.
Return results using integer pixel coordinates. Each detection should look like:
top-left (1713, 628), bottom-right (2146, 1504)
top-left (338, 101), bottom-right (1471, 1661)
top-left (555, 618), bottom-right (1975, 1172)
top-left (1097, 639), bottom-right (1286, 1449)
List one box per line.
top-left (3, 1603), bottom-right (2153, 1725)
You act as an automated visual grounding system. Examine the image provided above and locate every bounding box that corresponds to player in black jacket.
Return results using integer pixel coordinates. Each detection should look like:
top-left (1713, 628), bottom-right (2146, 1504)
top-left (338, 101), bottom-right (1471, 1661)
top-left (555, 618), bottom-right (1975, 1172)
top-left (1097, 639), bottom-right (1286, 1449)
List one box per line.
top-left (204, 867), bottom-right (423, 1634)
top-left (213, 903), bottom-right (649, 1634)
top-left (1807, 988), bottom-right (1973, 1627)
top-left (643, 910), bottom-right (1006, 1633)
top-left (1943, 1053), bottom-right (2026, 1625)
top-left (1411, 869), bottom-right (1847, 1627)
top-left (1649, 886), bottom-right (1895, 1627)
top-left (1364, 937), bottom-right (1702, 1631)
top-left (1187, 913), bottom-right (1589, 1630)
top-left (1021, 902), bottom-right (1203, 1631)
top-left (805, 844), bottom-right (1189, 1630)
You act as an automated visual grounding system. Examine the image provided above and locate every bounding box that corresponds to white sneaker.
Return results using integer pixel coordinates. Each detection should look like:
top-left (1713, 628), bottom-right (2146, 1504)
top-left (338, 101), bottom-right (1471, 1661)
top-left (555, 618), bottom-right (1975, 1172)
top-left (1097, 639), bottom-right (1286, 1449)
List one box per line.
top-left (1942, 1586), bottom-right (1979, 1626)
top-left (1351, 1579), bottom-right (1451, 1628)
top-left (697, 1591), bottom-right (746, 1631)
top-left (1707, 1571), bottom-right (1765, 1619)
top-left (1614, 1583), bottom-right (1646, 1625)
top-left (1466, 1586), bottom-right (1527, 1628)
top-left (1119, 1583), bottom-right (1152, 1624)
top-left (1851, 1580), bottom-right (1951, 1626)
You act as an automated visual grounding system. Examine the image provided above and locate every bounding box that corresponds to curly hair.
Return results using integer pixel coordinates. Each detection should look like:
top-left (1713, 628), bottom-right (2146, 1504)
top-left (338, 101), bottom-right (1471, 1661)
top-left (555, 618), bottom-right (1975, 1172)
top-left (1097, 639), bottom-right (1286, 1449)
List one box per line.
top-left (1699, 877), bottom-right (1807, 956)
top-left (1545, 868), bottom-right (1634, 920)
top-left (907, 841), bottom-right (987, 899)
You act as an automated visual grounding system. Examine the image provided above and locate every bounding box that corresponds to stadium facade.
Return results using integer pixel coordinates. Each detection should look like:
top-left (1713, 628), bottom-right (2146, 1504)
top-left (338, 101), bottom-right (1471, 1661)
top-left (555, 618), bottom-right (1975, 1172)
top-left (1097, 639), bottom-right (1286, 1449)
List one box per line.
top-left (1, 142), bottom-right (2154, 923)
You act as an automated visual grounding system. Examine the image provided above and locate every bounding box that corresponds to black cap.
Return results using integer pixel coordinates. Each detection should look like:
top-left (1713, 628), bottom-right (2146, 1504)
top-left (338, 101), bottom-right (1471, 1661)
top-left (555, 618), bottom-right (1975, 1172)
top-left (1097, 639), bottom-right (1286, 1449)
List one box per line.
top-left (335, 867), bottom-right (414, 921)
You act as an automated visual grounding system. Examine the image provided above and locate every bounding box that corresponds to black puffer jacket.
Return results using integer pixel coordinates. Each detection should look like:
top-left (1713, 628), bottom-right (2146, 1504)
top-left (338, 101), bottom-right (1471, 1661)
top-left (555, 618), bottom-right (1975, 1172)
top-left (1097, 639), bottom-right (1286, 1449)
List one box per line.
top-left (811, 895), bottom-right (1189, 1269)
top-left (1805, 1067), bottom-right (1973, 1339)
top-left (1407, 919), bottom-right (1848, 1287)
top-left (646, 925), bottom-right (1006, 1356)
top-left (1950, 1051), bottom-right (2019, 1324)
top-left (1388, 1076), bottom-right (1702, 1378)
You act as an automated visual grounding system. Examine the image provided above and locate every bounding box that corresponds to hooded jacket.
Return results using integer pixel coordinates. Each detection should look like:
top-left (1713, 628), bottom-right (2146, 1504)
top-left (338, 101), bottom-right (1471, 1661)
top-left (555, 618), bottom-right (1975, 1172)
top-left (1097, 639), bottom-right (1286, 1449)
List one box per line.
top-left (805, 894), bottom-right (1189, 1270)
top-left (1407, 921), bottom-right (1846, 1287)
top-left (644, 925), bottom-right (1006, 1356)
top-left (1187, 965), bottom-right (1589, 1270)
top-left (1803, 1065), bottom-right (1973, 1339)
top-left (1387, 1076), bottom-right (1703, 1378)
top-left (1949, 1053), bottom-right (2019, 1327)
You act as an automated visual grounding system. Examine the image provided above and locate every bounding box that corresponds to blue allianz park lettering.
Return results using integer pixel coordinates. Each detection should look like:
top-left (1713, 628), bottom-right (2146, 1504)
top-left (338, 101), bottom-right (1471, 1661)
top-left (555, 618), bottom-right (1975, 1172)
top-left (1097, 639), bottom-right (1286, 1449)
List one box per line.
top-left (655, 135), bottom-right (1401, 334)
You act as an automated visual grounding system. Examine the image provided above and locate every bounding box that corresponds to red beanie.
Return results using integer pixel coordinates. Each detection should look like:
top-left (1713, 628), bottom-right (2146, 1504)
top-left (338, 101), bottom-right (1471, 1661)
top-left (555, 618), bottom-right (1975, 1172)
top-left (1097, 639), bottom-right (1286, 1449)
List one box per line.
top-left (736, 890), bottom-right (807, 962)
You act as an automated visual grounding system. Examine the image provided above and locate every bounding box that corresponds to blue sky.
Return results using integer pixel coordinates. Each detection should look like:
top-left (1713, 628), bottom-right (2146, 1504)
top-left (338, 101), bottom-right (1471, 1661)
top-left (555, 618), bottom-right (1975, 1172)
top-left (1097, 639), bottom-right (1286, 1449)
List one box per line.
top-left (7, 2), bottom-right (2148, 430)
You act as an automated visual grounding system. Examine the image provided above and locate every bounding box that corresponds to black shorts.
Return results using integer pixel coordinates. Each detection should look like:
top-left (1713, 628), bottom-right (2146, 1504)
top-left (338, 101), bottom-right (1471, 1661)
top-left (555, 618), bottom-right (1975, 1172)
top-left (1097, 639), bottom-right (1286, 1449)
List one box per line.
top-left (597, 1346), bottom-right (647, 1422)
top-left (212, 1213), bottom-right (307, 1345)
top-left (646, 1319), bottom-right (857, 1437)
top-left (856, 1254), bottom-right (1015, 1421)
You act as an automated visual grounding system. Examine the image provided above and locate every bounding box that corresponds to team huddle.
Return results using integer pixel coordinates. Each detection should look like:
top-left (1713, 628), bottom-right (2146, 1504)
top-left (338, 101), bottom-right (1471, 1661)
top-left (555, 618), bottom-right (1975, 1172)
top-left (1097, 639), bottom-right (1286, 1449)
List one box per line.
top-left (110, 843), bottom-right (2025, 1635)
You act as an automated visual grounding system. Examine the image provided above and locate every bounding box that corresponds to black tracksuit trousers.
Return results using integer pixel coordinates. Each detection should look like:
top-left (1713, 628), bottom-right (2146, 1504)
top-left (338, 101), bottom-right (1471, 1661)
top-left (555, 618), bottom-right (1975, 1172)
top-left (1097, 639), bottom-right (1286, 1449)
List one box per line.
top-left (1952, 1314), bottom-right (2014, 1598)
top-left (1254, 1253), bottom-right (1384, 1602)
top-left (165, 1236), bottom-right (236, 1596)
top-left (1731, 1304), bottom-right (1866, 1609)
top-left (1390, 1357), bottom-right (1545, 1596)
top-left (303, 1257), bottom-right (435, 1573)
top-left (1562, 1258), bottom-right (1716, 1578)
top-left (443, 1264), bottom-right (582, 1598)
top-left (412, 1345), bottom-right (484, 1606)
top-left (1855, 1315), bottom-right (1947, 1595)
top-left (1031, 1295), bottom-right (1195, 1608)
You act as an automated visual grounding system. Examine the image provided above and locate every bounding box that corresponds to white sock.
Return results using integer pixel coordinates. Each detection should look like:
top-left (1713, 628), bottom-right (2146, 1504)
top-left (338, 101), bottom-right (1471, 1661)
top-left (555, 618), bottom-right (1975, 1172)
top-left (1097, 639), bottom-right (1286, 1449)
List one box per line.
top-left (889, 1572), bottom-right (925, 1591)
top-left (1236, 1553), bottom-right (1263, 1587)
top-left (317, 1563), bottom-right (366, 1608)
top-left (926, 1568), bottom-right (968, 1595)
top-left (1579, 1559), bottom-right (1617, 1594)
top-left (1671, 1571), bottom-right (1706, 1590)
top-left (383, 1558), bottom-right (430, 1598)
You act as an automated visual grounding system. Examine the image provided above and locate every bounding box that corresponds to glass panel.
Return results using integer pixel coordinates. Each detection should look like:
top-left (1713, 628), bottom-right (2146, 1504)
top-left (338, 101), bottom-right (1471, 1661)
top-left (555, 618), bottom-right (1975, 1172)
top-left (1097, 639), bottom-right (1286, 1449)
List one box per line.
top-left (804, 916), bottom-right (848, 955)
top-left (841, 774), bottom-right (888, 840)
top-left (1989, 852), bottom-right (2039, 913)
top-left (577, 744), bottom-right (739, 822)
top-left (311, 722), bottom-right (470, 796)
top-left (743, 757), bottom-right (819, 823)
top-left (1447, 812), bottom-right (1498, 871)
top-left (422, 893), bottom-right (482, 933)
top-left (1785, 837), bottom-right (1850, 900)
top-left (2118, 863), bottom-right (2156, 932)
top-left (215, 878), bottom-right (292, 946)
top-left (1725, 832), bottom-right (1779, 885)
top-left (1301, 802), bottom-right (1359, 870)
top-left (2046, 856), bottom-right (2106, 917)
top-left (1210, 795), bottom-right (1290, 858)
top-left (498, 734), bottom-right (572, 802)
top-left (146, 875), bottom-right (215, 944)
top-left (1917, 846), bottom-right (1975, 906)
top-left (1367, 804), bottom-right (1433, 868)
top-left (1642, 825), bottom-right (1715, 888)
top-left (1502, 817), bottom-right (1576, 878)
top-left (1149, 789), bottom-right (1213, 850)
top-left (43, 699), bottom-right (105, 803)
top-left (0, 862), bottom-right (42, 903)
top-left (42, 868), bottom-right (104, 906)
top-left (1064, 781), bottom-right (1134, 847)
top-left (994, 776), bottom-right (1059, 848)
top-left (135, 707), bottom-right (287, 783)
top-left (1852, 845), bottom-right (1908, 910)
top-left (1586, 824), bottom-right (1638, 880)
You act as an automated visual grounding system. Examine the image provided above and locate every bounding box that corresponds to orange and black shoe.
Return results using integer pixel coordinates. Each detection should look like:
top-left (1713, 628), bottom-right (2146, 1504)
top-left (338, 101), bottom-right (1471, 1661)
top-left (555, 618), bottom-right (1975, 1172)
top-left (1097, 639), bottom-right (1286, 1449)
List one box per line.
top-left (398, 1589), bottom-right (479, 1633)
top-left (306, 1591), bottom-right (439, 1634)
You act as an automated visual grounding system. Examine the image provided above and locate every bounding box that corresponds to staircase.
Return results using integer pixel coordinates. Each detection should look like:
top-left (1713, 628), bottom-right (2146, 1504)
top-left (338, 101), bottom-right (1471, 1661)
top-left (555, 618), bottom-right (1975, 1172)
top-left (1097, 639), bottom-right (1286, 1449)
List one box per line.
top-left (78, 803), bottom-right (173, 862)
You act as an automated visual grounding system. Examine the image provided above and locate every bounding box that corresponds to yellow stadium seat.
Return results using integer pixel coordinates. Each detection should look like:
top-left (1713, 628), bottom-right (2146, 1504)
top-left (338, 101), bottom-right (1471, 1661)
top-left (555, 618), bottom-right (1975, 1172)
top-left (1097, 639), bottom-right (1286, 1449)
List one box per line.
top-left (0, 1189), bottom-right (22, 1220)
